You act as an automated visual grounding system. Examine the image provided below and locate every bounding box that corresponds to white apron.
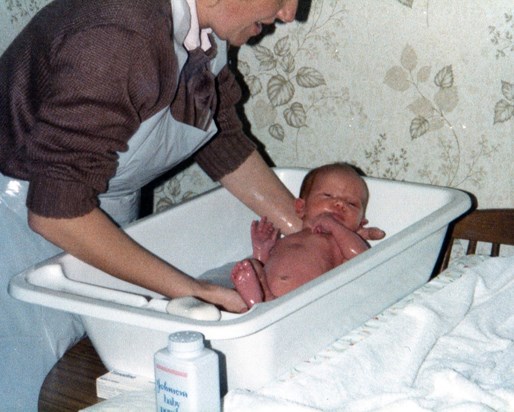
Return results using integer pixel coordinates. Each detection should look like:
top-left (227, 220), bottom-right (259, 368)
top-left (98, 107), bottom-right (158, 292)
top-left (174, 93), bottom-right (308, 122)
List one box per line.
top-left (0, 0), bottom-right (226, 408)
top-left (100, 0), bottom-right (226, 225)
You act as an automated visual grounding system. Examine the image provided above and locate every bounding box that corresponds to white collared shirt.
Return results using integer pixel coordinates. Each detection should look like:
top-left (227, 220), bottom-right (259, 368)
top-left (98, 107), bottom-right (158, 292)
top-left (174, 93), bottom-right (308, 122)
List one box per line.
top-left (184, 0), bottom-right (212, 51)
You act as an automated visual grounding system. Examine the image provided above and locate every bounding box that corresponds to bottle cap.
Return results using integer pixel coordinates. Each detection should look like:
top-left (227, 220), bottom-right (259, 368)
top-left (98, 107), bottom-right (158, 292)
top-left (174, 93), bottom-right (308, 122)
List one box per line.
top-left (168, 331), bottom-right (204, 352)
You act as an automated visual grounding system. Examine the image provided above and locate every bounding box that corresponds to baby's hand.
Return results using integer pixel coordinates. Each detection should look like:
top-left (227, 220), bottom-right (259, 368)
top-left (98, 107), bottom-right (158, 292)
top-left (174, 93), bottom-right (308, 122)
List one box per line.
top-left (251, 217), bottom-right (280, 263)
top-left (310, 212), bottom-right (344, 234)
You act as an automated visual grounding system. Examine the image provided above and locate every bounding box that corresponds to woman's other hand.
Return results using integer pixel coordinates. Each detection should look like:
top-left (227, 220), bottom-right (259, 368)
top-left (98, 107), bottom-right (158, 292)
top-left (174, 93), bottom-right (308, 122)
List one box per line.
top-left (196, 280), bottom-right (248, 313)
top-left (356, 226), bottom-right (386, 241)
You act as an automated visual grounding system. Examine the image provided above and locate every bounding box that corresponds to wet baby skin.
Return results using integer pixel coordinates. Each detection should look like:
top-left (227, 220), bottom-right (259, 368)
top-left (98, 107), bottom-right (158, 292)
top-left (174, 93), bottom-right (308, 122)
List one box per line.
top-left (231, 167), bottom-right (372, 308)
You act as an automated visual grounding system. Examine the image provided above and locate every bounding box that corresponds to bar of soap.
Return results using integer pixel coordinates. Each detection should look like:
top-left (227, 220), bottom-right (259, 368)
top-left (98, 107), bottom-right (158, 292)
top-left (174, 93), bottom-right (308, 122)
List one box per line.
top-left (166, 297), bottom-right (221, 321)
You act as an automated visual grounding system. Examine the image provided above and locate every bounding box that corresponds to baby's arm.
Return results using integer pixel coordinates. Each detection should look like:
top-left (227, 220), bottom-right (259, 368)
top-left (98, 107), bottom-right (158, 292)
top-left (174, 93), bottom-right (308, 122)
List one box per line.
top-left (251, 217), bottom-right (280, 263)
top-left (313, 214), bottom-right (369, 260)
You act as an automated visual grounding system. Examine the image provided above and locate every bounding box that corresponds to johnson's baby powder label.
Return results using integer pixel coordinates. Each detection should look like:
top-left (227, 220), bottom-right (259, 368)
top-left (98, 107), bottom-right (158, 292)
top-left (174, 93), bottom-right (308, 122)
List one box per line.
top-left (154, 331), bottom-right (220, 412)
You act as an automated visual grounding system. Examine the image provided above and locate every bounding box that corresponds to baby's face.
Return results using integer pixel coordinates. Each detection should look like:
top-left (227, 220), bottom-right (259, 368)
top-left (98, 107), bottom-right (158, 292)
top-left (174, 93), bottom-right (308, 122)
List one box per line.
top-left (295, 170), bottom-right (368, 232)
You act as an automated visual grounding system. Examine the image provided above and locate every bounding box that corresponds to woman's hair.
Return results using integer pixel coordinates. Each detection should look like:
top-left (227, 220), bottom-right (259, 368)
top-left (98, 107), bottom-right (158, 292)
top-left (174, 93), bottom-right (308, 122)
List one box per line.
top-left (299, 162), bottom-right (369, 207)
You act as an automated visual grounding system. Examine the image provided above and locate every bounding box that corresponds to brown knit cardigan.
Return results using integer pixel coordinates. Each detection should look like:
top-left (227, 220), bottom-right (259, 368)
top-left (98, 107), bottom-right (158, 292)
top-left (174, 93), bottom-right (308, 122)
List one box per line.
top-left (0, 0), bottom-right (256, 218)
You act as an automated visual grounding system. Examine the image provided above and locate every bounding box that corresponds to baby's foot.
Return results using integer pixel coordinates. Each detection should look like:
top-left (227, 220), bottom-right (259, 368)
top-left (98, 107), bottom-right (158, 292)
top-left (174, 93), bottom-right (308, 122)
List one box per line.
top-left (231, 260), bottom-right (264, 308)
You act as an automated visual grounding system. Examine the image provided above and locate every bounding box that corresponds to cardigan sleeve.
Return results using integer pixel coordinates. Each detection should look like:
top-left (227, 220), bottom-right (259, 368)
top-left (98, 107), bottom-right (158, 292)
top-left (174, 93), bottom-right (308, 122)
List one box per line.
top-left (24, 25), bottom-right (174, 218)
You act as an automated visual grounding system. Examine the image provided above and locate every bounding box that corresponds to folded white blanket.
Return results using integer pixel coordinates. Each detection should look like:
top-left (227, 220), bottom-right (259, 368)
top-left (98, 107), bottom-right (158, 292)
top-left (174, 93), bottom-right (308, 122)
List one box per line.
top-left (224, 256), bottom-right (514, 411)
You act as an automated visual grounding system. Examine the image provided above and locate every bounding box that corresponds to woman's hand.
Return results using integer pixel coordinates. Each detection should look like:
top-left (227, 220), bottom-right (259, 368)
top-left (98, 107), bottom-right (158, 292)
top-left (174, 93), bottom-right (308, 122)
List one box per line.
top-left (356, 226), bottom-right (386, 241)
top-left (196, 280), bottom-right (248, 313)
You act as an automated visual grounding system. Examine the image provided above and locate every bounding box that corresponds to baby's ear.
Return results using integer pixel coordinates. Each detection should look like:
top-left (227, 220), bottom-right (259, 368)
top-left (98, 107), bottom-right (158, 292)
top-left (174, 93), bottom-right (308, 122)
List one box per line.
top-left (360, 217), bottom-right (369, 228)
top-left (294, 198), bottom-right (305, 218)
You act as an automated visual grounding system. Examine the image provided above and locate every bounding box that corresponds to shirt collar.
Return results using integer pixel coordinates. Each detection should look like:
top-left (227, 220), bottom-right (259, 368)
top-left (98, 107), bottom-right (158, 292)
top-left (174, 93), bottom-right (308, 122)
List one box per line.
top-left (184, 0), bottom-right (212, 51)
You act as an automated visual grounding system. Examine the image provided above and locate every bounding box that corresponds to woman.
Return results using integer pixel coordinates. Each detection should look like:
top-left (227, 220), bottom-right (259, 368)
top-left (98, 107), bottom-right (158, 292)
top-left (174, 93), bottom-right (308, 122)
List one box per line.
top-left (0, 0), bottom-right (299, 409)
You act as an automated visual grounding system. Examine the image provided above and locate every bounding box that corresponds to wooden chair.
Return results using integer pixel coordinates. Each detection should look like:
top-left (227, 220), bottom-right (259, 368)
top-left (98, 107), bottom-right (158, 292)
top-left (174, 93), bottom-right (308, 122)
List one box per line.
top-left (436, 208), bottom-right (514, 273)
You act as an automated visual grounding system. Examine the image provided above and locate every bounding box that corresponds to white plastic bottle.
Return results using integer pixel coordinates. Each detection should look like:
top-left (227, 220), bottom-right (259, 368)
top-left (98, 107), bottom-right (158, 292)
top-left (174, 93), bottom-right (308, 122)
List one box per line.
top-left (154, 331), bottom-right (220, 412)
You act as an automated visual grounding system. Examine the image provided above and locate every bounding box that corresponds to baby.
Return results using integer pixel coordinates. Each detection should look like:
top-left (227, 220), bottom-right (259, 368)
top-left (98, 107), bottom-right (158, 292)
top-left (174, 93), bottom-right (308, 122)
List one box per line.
top-left (231, 163), bottom-right (374, 308)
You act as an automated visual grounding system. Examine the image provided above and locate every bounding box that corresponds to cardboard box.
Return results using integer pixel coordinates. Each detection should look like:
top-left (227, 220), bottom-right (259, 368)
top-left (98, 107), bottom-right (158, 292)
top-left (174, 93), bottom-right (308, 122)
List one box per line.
top-left (96, 370), bottom-right (155, 399)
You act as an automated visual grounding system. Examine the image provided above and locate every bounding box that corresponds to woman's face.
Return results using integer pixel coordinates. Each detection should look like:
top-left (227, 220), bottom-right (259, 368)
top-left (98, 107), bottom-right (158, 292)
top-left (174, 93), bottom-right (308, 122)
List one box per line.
top-left (199, 0), bottom-right (298, 46)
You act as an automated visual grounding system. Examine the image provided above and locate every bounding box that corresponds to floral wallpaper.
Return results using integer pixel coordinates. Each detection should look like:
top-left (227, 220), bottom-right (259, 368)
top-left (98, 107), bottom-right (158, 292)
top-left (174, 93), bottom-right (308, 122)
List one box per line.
top-left (1, 0), bottom-right (512, 213)
top-left (154, 0), bottom-right (513, 212)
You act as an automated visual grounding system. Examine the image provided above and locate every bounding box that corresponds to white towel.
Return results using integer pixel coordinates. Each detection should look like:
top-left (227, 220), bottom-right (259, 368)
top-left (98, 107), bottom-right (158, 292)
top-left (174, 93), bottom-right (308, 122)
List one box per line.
top-left (80, 390), bottom-right (155, 411)
top-left (224, 256), bottom-right (514, 411)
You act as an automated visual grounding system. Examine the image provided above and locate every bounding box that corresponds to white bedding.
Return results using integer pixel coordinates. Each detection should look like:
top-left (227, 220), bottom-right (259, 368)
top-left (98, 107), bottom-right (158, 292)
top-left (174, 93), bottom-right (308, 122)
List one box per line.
top-left (224, 255), bottom-right (514, 411)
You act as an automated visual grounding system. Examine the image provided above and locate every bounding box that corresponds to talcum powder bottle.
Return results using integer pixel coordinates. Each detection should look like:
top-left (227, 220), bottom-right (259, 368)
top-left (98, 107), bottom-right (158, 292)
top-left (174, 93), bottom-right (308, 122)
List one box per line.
top-left (154, 331), bottom-right (220, 412)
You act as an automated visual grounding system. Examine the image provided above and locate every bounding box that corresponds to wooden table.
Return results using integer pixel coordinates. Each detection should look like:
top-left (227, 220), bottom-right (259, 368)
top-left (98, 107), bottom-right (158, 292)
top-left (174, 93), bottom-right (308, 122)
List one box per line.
top-left (39, 337), bottom-right (107, 411)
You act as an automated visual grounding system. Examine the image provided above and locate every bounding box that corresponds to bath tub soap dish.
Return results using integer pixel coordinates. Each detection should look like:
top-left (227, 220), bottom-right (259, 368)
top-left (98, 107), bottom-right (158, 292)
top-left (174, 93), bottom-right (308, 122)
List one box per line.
top-left (166, 297), bottom-right (221, 321)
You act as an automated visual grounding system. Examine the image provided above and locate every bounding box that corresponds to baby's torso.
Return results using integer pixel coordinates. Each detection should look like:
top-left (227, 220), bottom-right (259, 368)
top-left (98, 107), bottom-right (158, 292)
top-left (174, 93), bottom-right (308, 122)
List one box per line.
top-left (264, 229), bottom-right (346, 297)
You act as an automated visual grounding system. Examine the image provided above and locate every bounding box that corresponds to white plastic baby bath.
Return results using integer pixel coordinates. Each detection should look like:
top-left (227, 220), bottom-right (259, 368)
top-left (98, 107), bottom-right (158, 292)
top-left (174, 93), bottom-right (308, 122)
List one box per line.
top-left (9, 168), bottom-right (471, 393)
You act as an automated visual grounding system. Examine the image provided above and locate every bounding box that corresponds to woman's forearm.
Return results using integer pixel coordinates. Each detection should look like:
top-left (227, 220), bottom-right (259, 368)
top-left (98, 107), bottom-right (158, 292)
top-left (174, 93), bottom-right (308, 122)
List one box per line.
top-left (220, 151), bottom-right (302, 235)
top-left (27, 208), bottom-right (247, 311)
top-left (29, 208), bottom-right (197, 295)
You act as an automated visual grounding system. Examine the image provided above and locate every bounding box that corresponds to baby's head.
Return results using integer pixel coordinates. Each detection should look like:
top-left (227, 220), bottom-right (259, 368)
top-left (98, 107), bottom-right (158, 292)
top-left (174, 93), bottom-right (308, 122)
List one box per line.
top-left (295, 163), bottom-right (369, 232)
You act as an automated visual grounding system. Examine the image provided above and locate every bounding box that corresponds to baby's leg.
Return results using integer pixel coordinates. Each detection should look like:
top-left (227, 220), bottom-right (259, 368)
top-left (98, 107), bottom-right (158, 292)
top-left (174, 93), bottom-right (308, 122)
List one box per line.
top-left (231, 260), bottom-right (264, 308)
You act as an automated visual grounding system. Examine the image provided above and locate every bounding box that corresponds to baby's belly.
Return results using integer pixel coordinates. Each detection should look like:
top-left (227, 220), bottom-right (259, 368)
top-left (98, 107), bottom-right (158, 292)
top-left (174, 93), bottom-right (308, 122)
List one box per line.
top-left (265, 242), bottom-right (337, 297)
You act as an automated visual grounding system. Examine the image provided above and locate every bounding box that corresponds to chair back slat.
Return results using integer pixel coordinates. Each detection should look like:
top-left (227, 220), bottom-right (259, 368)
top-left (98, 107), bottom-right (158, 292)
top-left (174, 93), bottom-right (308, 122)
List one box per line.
top-left (436, 208), bottom-right (514, 274)
top-left (466, 240), bottom-right (477, 255)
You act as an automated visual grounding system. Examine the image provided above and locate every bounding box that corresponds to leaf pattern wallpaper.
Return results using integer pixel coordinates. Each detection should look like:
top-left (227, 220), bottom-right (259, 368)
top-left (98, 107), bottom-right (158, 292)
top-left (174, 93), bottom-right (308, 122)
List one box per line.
top-left (238, 0), bottom-right (512, 201)
top-left (1, 0), bottom-right (512, 212)
top-left (154, 0), bottom-right (513, 211)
